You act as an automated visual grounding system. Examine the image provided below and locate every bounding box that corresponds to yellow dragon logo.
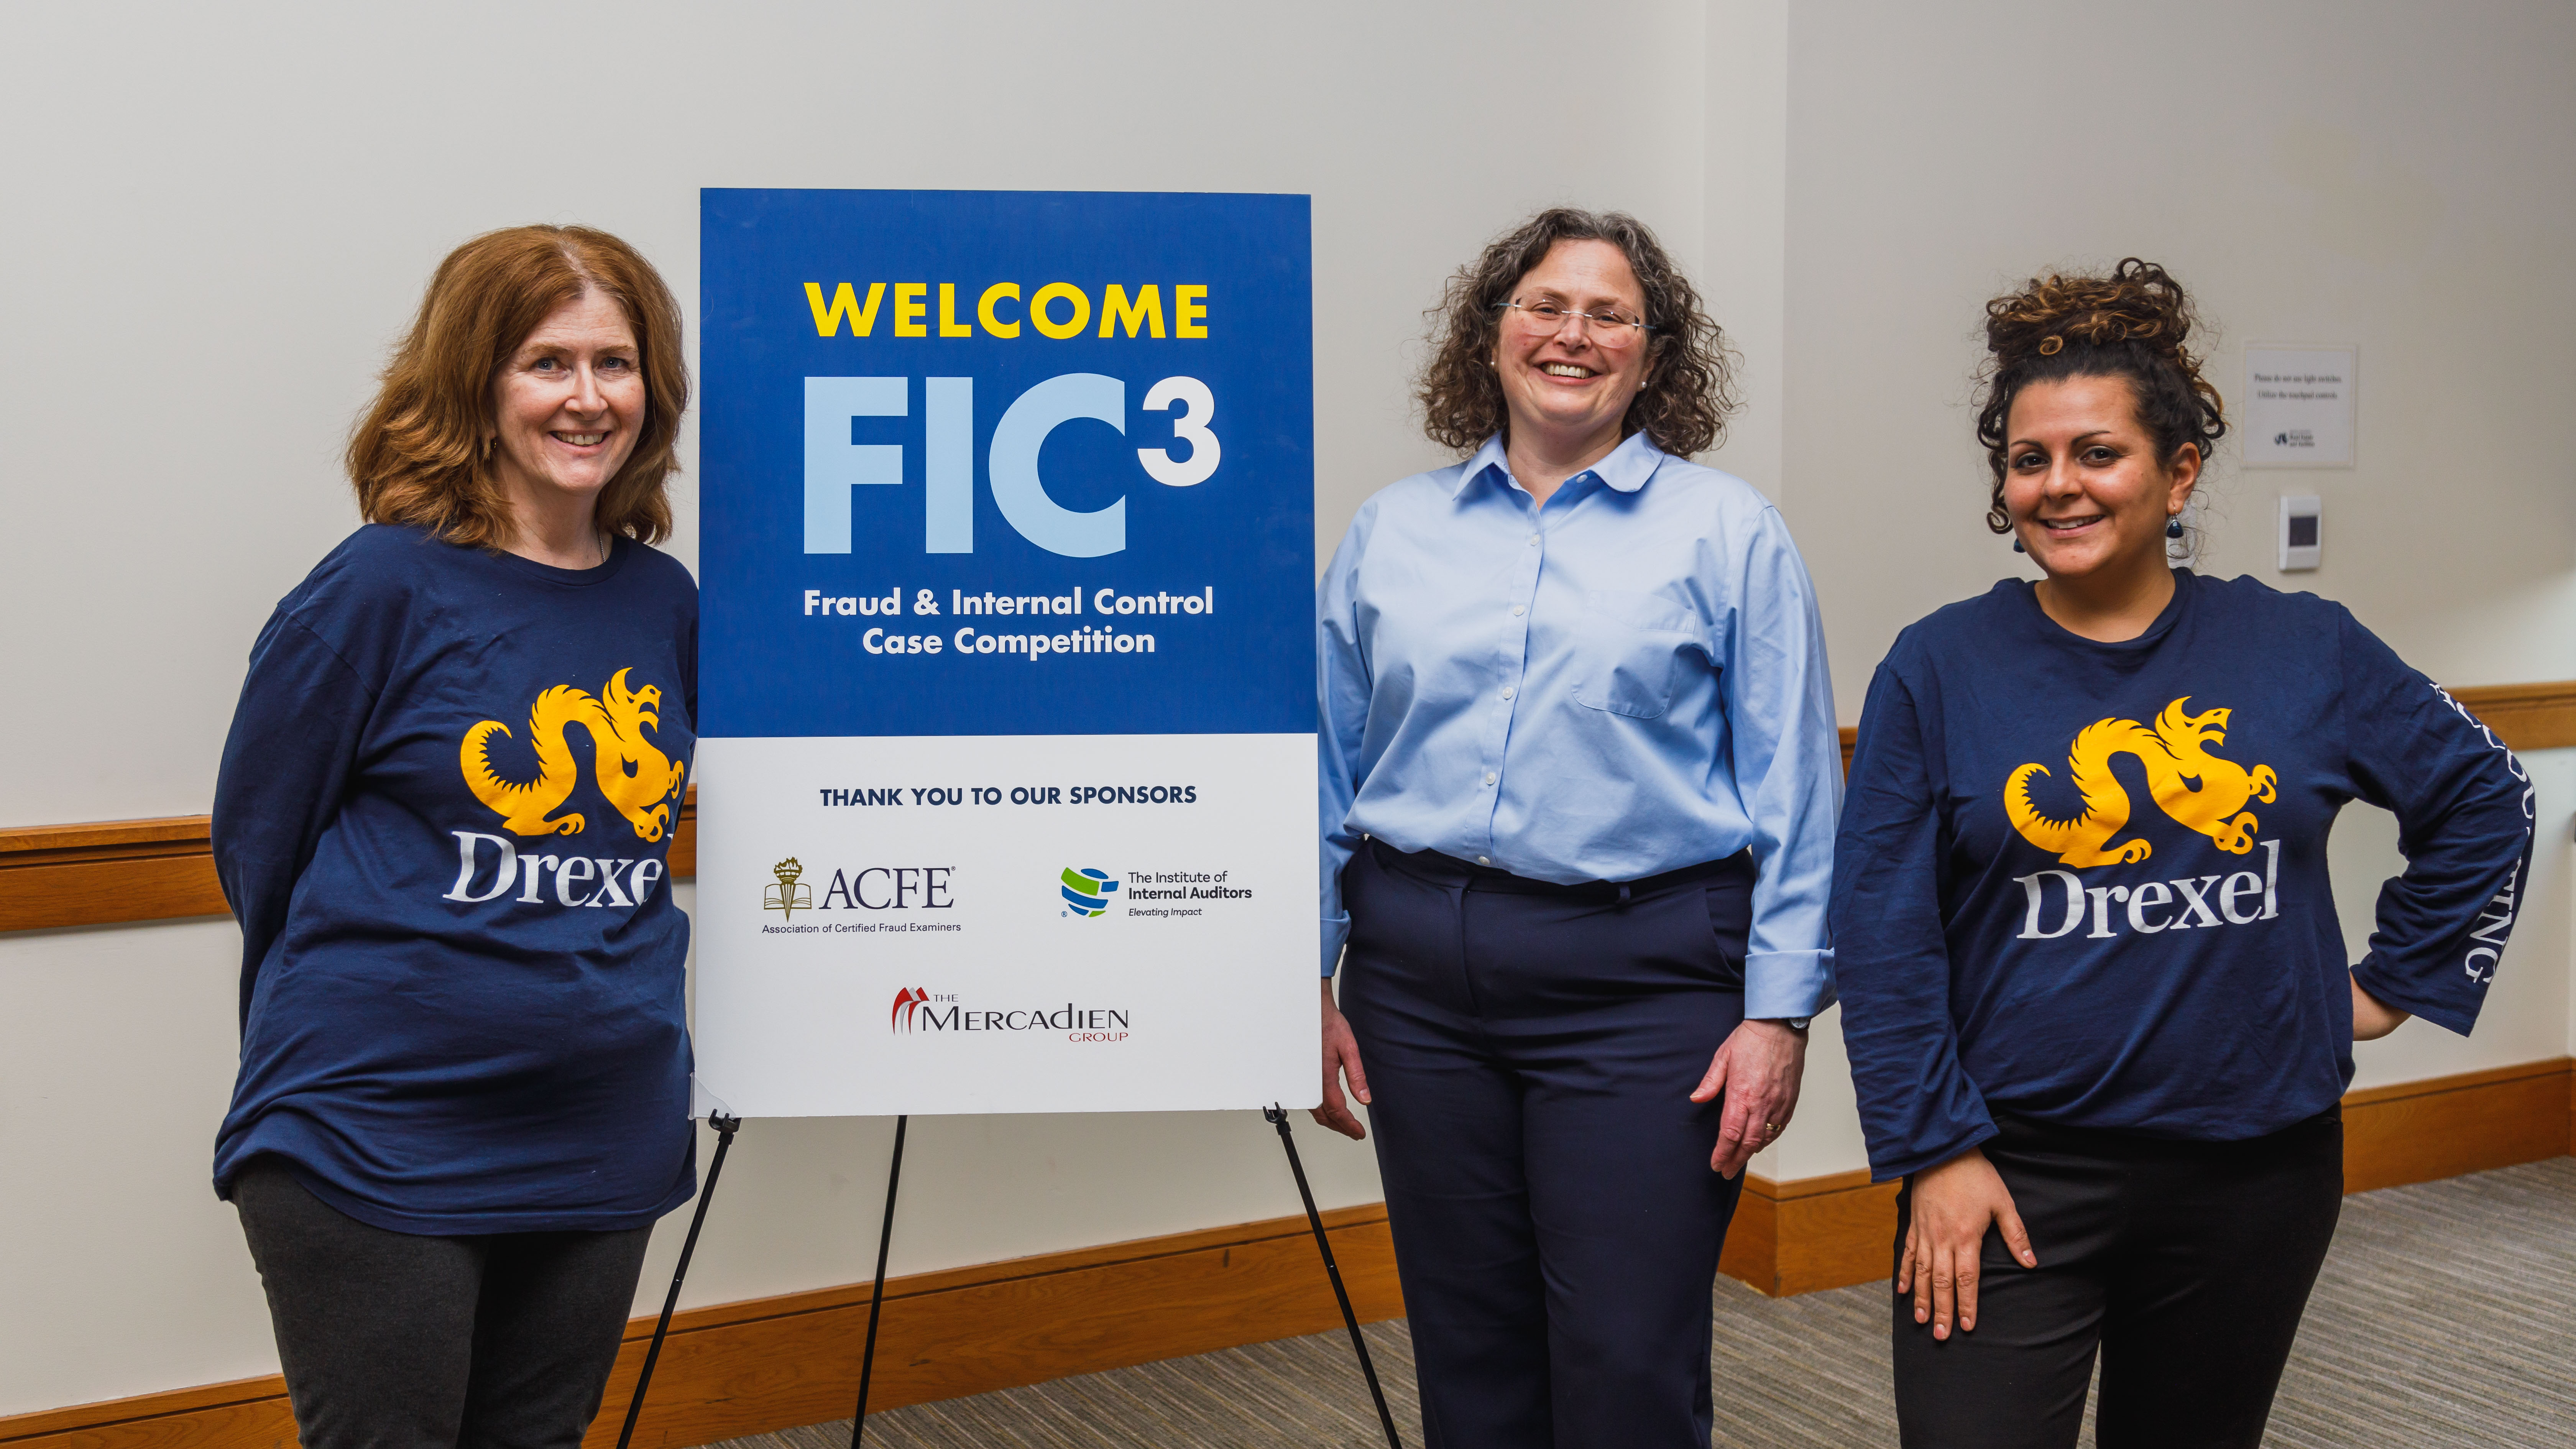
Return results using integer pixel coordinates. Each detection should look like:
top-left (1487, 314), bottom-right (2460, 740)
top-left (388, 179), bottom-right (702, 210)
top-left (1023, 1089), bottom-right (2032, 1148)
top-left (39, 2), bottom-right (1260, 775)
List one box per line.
top-left (458, 668), bottom-right (687, 841)
top-left (2006, 697), bottom-right (2279, 867)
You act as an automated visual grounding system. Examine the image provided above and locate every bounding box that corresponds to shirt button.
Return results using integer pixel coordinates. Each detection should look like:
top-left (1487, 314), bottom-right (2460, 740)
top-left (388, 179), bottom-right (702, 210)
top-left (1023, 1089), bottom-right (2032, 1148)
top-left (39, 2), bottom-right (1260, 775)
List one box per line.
top-left (1484, 771), bottom-right (1497, 785)
top-left (1528, 534), bottom-right (1541, 545)
top-left (1511, 605), bottom-right (1525, 616)
top-left (1501, 686), bottom-right (1515, 700)
top-left (1478, 855), bottom-right (1491, 866)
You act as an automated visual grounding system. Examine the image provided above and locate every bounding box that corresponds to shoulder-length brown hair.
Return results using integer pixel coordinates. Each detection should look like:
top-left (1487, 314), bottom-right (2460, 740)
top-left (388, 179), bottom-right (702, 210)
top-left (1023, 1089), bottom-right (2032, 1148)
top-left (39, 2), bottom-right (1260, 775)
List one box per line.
top-left (1417, 208), bottom-right (1736, 458)
top-left (348, 224), bottom-right (688, 549)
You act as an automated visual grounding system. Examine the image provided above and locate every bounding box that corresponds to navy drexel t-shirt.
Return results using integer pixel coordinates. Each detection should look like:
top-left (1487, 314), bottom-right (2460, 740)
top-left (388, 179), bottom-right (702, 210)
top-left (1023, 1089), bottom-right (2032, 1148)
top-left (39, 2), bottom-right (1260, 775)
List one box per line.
top-left (1832, 570), bottom-right (2534, 1181)
top-left (212, 524), bottom-right (698, 1233)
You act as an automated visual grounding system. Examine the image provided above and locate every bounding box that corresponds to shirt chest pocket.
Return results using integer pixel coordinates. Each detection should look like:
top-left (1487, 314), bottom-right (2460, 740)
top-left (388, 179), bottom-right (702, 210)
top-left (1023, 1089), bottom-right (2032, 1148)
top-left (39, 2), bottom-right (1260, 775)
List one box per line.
top-left (1570, 590), bottom-right (1700, 720)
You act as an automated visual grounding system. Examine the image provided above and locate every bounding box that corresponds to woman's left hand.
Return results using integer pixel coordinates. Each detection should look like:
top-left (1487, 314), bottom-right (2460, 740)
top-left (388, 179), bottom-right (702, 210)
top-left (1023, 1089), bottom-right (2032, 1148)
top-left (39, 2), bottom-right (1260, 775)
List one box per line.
top-left (2351, 974), bottom-right (2410, 1041)
top-left (1692, 1019), bottom-right (1808, 1178)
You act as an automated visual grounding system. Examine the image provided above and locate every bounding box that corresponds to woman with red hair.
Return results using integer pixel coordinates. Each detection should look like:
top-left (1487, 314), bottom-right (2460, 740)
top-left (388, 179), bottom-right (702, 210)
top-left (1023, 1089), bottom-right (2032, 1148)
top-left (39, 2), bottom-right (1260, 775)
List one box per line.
top-left (212, 225), bottom-right (698, 1449)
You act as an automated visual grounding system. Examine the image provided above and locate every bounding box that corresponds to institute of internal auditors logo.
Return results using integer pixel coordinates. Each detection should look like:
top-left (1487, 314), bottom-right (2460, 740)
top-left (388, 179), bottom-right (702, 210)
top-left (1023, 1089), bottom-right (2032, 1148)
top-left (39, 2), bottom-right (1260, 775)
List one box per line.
top-left (765, 858), bottom-right (812, 918)
top-left (1060, 867), bottom-right (1120, 917)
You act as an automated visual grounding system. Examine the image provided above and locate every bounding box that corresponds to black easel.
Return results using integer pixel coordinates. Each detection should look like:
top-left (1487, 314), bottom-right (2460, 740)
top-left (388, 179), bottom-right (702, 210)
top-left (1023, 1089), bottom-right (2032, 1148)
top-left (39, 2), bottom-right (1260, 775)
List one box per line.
top-left (616, 1113), bottom-right (743, 1449)
top-left (1267, 1106), bottom-right (1405, 1449)
top-left (627, 1107), bottom-right (1395, 1449)
top-left (848, 1114), bottom-right (910, 1448)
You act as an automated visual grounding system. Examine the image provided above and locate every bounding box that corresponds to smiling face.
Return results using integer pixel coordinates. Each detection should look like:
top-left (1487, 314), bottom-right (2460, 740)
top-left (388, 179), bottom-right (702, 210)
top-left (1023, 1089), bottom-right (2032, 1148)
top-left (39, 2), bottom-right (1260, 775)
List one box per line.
top-left (2003, 373), bottom-right (2199, 585)
top-left (486, 287), bottom-right (646, 531)
top-left (1493, 238), bottom-right (1654, 457)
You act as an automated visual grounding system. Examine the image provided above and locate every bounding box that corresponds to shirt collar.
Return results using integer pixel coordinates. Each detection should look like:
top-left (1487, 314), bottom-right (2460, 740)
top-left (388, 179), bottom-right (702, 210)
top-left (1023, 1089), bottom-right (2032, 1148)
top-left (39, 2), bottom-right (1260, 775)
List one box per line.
top-left (1451, 430), bottom-right (1669, 499)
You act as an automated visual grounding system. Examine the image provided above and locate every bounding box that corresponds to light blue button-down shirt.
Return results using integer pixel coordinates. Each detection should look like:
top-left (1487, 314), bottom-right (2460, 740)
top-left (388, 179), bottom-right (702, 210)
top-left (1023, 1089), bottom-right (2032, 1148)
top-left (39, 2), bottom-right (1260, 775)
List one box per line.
top-left (1318, 432), bottom-right (1839, 1019)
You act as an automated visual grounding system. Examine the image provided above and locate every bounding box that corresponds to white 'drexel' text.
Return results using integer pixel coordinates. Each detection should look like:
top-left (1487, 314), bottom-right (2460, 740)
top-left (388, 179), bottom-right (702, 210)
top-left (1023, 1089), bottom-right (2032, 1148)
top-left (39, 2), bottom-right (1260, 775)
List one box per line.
top-left (441, 831), bottom-right (665, 908)
top-left (2015, 840), bottom-right (2281, 940)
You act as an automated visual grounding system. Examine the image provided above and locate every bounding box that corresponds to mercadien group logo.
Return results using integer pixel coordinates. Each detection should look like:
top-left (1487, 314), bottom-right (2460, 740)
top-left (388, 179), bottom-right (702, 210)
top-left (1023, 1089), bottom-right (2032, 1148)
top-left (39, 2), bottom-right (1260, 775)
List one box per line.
top-left (891, 986), bottom-right (930, 1032)
top-left (889, 987), bottom-right (1130, 1042)
top-left (1060, 867), bottom-right (1120, 917)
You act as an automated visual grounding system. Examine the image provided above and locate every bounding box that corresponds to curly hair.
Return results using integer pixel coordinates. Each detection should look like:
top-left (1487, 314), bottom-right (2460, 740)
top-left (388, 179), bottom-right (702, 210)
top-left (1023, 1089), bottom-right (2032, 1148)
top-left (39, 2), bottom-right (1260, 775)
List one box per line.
top-left (1974, 257), bottom-right (2226, 534)
top-left (1418, 208), bottom-right (1737, 458)
top-left (348, 224), bottom-right (688, 549)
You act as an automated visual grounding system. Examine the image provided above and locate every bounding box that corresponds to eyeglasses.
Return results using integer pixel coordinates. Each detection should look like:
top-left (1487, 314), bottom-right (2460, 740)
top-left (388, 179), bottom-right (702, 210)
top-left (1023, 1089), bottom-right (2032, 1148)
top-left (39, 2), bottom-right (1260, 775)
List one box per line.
top-left (1496, 299), bottom-right (1654, 350)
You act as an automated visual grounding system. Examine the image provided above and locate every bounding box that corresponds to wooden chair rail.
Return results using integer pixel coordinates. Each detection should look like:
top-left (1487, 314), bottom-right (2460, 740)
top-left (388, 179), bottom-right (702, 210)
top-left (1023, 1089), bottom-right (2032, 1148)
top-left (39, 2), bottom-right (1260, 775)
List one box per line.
top-left (0, 793), bottom-right (696, 933)
top-left (4, 679), bottom-right (2569, 935)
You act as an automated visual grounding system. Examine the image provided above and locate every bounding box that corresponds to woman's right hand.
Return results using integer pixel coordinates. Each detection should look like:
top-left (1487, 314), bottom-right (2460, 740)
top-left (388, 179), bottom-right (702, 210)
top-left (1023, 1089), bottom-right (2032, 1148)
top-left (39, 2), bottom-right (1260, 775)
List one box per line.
top-left (1313, 978), bottom-right (1372, 1140)
top-left (1899, 1146), bottom-right (2037, 1340)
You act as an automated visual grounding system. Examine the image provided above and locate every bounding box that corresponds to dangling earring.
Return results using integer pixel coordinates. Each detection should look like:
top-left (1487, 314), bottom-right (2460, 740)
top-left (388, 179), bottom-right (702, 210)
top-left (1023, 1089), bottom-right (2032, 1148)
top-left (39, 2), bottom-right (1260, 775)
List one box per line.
top-left (2011, 536), bottom-right (2026, 553)
top-left (2165, 515), bottom-right (2185, 539)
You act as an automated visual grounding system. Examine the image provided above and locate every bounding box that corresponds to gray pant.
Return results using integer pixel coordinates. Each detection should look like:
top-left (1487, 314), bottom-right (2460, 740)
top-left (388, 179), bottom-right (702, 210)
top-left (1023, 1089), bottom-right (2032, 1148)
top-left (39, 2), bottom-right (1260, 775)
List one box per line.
top-left (233, 1159), bottom-right (654, 1449)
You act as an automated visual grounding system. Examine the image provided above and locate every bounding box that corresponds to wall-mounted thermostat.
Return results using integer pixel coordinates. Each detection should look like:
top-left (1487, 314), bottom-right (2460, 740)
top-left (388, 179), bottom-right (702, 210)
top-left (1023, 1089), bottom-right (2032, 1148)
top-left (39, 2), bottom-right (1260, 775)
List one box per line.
top-left (2279, 495), bottom-right (2322, 571)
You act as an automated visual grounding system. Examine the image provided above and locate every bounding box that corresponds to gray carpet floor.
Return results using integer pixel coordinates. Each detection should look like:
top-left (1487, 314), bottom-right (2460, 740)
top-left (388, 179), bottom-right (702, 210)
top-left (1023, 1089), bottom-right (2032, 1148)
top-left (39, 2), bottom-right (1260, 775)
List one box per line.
top-left (713, 1158), bottom-right (2576, 1448)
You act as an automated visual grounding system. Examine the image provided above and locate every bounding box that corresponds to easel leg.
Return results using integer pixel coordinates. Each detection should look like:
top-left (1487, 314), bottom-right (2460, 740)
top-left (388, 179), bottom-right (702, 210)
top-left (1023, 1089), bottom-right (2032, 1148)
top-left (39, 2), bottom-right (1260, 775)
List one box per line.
top-left (1266, 1106), bottom-right (1405, 1449)
top-left (849, 1114), bottom-right (910, 1449)
top-left (616, 1113), bottom-right (743, 1449)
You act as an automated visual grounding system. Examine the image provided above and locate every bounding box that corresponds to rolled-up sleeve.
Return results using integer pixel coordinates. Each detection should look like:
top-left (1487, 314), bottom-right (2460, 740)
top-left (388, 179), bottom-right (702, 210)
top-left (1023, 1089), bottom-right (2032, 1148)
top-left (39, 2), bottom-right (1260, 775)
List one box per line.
top-left (1722, 507), bottom-right (1842, 1020)
top-left (1316, 510), bottom-right (1375, 975)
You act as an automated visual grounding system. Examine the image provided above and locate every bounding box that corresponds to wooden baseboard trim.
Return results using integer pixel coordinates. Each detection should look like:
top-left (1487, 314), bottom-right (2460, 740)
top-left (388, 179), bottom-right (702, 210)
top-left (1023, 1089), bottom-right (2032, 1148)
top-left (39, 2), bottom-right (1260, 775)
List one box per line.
top-left (2339, 1057), bottom-right (2574, 1193)
top-left (0, 1377), bottom-right (292, 1447)
top-left (0, 1203), bottom-right (1400, 1449)
top-left (14, 1061), bottom-right (2567, 1449)
top-left (2339, 1055), bottom-right (2569, 1107)
top-left (1720, 1168), bottom-right (1899, 1298)
top-left (1716, 1056), bottom-right (2576, 1299)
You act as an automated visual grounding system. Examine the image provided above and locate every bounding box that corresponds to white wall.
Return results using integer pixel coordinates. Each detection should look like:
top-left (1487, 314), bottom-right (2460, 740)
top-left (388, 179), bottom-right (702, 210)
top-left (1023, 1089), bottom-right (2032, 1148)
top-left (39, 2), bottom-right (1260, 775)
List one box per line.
top-left (1779, 0), bottom-right (2576, 705)
top-left (0, 0), bottom-right (1727, 1416)
top-left (1753, 0), bottom-right (2576, 1179)
top-left (3, 0), bottom-right (2570, 1417)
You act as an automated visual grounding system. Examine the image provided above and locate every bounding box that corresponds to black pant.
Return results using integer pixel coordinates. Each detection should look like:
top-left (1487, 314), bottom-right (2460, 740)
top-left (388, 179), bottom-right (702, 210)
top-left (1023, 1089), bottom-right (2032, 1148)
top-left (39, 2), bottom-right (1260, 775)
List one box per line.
top-left (233, 1159), bottom-right (654, 1449)
top-left (1892, 1108), bottom-right (2344, 1449)
top-left (1341, 839), bottom-right (1754, 1449)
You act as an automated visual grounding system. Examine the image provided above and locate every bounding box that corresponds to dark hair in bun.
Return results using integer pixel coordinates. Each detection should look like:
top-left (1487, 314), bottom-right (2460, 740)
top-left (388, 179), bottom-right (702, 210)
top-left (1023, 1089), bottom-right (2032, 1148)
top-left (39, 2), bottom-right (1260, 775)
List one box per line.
top-left (1974, 258), bottom-right (2226, 533)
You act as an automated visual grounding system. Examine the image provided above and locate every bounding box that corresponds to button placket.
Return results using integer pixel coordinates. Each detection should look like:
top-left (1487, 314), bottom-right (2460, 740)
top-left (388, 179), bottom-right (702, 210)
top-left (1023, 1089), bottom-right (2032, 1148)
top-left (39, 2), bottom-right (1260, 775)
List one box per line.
top-left (1480, 501), bottom-right (1542, 864)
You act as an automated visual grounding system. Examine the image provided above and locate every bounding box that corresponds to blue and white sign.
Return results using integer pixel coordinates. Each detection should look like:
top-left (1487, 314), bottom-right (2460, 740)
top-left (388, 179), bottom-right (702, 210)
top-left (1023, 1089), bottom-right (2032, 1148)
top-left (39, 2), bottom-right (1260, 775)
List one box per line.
top-left (692, 189), bottom-right (1318, 1117)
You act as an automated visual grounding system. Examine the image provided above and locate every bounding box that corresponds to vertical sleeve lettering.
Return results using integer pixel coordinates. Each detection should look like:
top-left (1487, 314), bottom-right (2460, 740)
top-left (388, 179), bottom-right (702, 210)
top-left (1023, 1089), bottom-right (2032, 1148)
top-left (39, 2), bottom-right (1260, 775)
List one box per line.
top-left (2335, 611), bottom-right (2535, 1033)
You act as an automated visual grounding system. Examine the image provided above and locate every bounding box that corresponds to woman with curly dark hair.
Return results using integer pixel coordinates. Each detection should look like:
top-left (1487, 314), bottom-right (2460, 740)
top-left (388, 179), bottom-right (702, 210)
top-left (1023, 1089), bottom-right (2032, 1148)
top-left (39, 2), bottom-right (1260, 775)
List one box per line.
top-left (1314, 209), bottom-right (1841, 1446)
top-left (1832, 260), bottom-right (2533, 1447)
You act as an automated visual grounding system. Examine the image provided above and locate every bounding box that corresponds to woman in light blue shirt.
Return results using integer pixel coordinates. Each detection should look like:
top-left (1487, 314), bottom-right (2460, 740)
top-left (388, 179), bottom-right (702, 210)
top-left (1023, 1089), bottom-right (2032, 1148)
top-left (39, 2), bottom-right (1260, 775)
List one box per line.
top-left (1314, 208), bottom-right (1840, 1447)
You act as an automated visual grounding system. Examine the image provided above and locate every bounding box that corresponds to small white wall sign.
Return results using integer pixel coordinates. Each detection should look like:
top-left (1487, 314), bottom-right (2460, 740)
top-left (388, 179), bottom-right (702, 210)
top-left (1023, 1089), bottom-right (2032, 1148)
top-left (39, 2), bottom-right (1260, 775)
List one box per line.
top-left (2244, 346), bottom-right (2357, 467)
